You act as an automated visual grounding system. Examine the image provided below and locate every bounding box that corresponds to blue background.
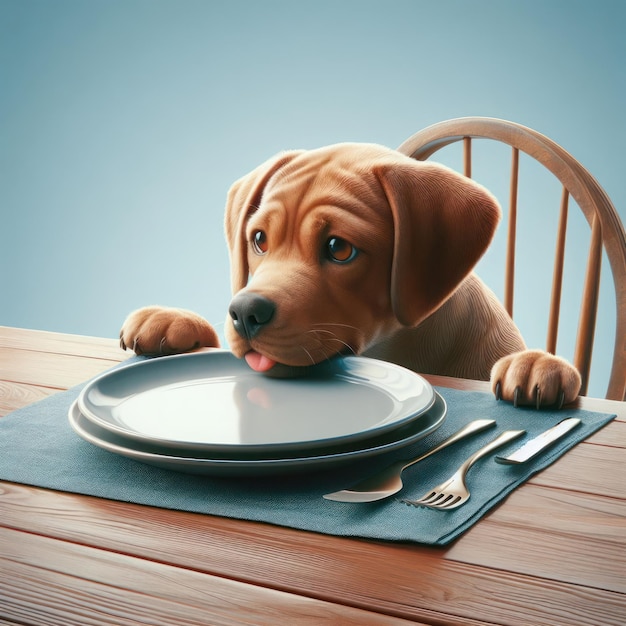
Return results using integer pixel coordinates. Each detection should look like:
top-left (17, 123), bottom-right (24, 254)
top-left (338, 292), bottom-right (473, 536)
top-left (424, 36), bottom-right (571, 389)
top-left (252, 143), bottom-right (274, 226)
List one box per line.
top-left (1, 0), bottom-right (624, 397)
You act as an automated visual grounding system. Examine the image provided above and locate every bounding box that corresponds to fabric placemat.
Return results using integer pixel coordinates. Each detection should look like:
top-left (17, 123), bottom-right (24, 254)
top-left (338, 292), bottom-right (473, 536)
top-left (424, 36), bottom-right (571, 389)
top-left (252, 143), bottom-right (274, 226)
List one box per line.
top-left (0, 358), bottom-right (615, 545)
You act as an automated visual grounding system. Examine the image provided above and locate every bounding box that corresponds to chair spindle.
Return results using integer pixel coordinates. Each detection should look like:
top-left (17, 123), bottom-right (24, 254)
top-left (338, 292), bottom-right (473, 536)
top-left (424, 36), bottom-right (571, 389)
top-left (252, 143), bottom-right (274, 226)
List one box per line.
top-left (574, 213), bottom-right (603, 395)
top-left (504, 147), bottom-right (519, 317)
top-left (547, 187), bottom-right (570, 354)
top-left (463, 137), bottom-right (472, 178)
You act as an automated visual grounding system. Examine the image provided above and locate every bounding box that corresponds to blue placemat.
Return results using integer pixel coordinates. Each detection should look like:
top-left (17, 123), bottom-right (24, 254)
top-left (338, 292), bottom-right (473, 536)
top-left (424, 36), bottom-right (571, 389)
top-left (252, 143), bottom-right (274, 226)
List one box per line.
top-left (0, 358), bottom-right (615, 545)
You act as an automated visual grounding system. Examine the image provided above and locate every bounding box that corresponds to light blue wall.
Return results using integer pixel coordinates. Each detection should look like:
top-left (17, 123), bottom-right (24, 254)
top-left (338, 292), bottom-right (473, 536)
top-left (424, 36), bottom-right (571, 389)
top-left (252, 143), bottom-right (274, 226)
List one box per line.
top-left (2, 0), bottom-right (624, 397)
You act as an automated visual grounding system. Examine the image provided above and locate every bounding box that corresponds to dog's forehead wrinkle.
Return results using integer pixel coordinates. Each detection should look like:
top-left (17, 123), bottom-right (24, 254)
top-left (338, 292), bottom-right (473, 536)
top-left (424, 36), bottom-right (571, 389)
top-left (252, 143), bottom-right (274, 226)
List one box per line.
top-left (297, 176), bottom-right (388, 229)
top-left (275, 148), bottom-right (384, 202)
top-left (315, 169), bottom-right (382, 207)
top-left (246, 204), bottom-right (286, 244)
top-left (255, 185), bottom-right (385, 249)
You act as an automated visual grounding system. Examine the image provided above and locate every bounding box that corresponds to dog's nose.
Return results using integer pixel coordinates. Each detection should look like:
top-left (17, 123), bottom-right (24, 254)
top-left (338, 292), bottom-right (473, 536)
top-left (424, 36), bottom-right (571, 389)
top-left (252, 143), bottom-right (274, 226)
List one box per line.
top-left (228, 292), bottom-right (276, 339)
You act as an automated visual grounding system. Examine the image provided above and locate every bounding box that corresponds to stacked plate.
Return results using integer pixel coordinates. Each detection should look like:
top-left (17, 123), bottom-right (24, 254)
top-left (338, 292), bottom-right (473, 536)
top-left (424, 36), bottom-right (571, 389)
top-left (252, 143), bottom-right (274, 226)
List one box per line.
top-left (69, 350), bottom-right (447, 476)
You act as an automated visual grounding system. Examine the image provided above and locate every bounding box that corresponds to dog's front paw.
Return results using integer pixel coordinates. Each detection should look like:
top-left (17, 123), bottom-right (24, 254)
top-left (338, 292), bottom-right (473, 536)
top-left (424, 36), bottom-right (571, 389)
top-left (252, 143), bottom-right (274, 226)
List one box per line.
top-left (490, 349), bottom-right (581, 409)
top-left (120, 306), bottom-right (220, 356)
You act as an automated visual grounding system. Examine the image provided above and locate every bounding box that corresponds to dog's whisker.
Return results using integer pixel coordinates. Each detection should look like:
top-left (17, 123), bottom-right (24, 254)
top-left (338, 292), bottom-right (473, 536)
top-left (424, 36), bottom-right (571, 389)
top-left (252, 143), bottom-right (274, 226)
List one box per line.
top-left (324, 336), bottom-right (357, 354)
top-left (306, 329), bottom-right (336, 337)
top-left (305, 329), bottom-right (357, 356)
top-left (299, 345), bottom-right (317, 366)
top-left (330, 340), bottom-right (357, 355)
top-left (311, 322), bottom-right (360, 332)
top-left (309, 324), bottom-right (365, 346)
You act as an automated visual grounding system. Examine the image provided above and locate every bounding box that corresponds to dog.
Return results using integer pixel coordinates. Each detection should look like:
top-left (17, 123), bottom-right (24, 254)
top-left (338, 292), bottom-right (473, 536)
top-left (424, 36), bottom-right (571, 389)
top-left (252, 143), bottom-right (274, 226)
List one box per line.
top-left (120, 143), bottom-right (582, 408)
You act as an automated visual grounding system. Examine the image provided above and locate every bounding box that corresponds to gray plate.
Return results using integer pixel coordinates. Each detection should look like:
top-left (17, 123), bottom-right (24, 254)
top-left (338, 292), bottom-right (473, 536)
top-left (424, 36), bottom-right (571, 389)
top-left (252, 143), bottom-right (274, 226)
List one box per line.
top-left (77, 351), bottom-right (436, 456)
top-left (68, 393), bottom-right (447, 476)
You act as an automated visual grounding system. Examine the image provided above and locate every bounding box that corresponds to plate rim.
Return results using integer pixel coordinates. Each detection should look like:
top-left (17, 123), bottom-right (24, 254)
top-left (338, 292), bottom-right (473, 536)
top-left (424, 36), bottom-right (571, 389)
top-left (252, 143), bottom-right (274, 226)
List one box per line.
top-left (68, 393), bottom-right (447, 476)
top-left (76, 351), bottom-right (436, 454)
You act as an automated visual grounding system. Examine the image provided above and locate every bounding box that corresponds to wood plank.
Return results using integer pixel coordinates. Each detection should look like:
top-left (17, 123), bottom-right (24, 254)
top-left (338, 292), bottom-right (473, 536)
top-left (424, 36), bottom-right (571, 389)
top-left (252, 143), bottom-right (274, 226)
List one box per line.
top-left (567, 394), bottom-right (626, 420)
top-left (0, 325), bottom-right (127, 361)
top-left (449, 485), bottom-right (626, 592)
top-left (0, 329), bottom-right (128, 417)
top-left (0, 527), bottom-right (418, 626)
top-left (529, 443), bottom-right (625, 498)
top-left (0, 347), bottom-right (122, 389)
top-left (0, 381), bottom-right (59, 417)
top-left (2, 479), bottom-right (623, 593)
top-left (0, 483), bottom-right (623, 625)
top-left (584, 419), bottom-right (626, 446)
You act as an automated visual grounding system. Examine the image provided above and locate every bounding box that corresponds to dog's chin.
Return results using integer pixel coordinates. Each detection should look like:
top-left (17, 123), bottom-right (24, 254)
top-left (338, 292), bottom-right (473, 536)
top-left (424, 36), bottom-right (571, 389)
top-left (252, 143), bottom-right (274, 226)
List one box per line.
top-left (260, 362), bottom-right (325, 379)
top-left (243, 349), bottom-right (346, 379)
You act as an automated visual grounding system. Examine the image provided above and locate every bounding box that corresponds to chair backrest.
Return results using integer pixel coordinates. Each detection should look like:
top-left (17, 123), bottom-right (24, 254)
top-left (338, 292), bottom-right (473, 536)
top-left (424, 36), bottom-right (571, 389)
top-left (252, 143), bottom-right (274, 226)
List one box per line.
top-left (398, 117), bottom-right (626, 400)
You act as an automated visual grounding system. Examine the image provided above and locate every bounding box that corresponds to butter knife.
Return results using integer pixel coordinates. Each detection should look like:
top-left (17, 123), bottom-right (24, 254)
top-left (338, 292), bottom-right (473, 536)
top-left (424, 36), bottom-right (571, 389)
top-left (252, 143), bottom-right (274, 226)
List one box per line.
top-left (495, 417), bottom-right (582, 464)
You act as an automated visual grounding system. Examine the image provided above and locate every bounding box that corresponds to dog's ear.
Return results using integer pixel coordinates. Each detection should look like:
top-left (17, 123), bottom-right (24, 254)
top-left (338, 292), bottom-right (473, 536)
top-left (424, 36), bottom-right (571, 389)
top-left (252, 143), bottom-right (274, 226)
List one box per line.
top-left (224, 151), bottom-right (304, 293)
top-left (375, 160), bottom-right (501, 327)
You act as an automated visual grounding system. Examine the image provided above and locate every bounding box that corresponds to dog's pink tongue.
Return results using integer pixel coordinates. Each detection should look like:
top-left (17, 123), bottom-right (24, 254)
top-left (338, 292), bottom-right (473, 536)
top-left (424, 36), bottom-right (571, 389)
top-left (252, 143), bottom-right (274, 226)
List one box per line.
top-left (244, 351), bottom-right (277, 373)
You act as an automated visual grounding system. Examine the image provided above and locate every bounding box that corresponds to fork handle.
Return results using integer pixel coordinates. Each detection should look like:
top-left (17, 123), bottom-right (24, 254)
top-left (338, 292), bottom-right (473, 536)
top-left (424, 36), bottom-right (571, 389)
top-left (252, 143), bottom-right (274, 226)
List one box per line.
top-left (401, 419), bottom-right (496, 472)
top-left (458, 430), bottom-right (526, 475)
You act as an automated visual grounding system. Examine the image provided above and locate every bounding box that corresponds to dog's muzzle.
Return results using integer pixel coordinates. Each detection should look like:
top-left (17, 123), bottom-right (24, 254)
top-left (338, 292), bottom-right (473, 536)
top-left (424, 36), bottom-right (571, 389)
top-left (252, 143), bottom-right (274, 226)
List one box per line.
top-left (229, 292), bottom-right (276, 340)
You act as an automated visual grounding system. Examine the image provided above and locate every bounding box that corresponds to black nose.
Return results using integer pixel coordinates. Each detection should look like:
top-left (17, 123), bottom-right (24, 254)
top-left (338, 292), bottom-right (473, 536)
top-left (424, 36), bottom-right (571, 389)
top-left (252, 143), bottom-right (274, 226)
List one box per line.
top-left (228, 292), bottom-right (276, 340)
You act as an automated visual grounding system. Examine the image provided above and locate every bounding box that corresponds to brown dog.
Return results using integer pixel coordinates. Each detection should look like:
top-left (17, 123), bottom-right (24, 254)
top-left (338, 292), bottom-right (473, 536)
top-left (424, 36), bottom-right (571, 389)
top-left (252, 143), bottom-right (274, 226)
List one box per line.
top-left (120, 143), bottom-right (581, 407)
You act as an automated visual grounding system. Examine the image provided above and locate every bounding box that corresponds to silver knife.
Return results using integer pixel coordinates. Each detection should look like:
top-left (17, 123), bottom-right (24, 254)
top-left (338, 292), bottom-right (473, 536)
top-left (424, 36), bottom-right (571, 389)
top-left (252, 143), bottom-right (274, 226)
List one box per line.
top-left (495, 417), bottom-right (582, 464)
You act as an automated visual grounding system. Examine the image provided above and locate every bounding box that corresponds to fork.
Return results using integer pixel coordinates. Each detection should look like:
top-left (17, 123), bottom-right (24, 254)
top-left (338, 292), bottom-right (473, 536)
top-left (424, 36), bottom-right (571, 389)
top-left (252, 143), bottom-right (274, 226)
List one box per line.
top-left (322, 419), bottom-right (496, 502)
top-left (402, 429), bottom-right (525, 510)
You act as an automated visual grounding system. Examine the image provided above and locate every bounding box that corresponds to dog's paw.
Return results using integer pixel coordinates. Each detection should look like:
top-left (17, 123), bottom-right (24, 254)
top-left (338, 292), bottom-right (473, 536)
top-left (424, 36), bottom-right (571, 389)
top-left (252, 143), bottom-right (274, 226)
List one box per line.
top-left (119, 306), bottom-right (220, 356)
top-left (490, 349), bottom-right (581, 409)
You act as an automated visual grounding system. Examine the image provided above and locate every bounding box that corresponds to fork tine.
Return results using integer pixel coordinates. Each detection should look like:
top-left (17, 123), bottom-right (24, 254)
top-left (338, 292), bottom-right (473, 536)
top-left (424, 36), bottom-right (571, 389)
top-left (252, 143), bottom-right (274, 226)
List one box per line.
top-left (432, 494), bottom-right (456, 507)
top-left (402, 492), bottom-right (445, 507)
top-left (431, 494), bottom-right (467, 509)
top-left (414, 491), bottom-right (439, 504)
top-left (436, 495), bottom-right (464, 508)
top-left (402, 490), bottom-right (468, 509)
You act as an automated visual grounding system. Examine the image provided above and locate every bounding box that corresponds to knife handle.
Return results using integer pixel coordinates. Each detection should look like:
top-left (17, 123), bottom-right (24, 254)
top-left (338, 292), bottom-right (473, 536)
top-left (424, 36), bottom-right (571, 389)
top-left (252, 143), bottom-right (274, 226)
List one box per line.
top-left (495, 418), bottom-right (582, 464)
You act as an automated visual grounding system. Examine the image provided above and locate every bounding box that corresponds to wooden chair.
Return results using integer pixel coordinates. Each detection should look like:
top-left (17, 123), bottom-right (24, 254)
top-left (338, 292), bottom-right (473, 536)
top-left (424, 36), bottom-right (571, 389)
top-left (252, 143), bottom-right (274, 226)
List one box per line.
top-left (398, 117), bottom-right (626, 400)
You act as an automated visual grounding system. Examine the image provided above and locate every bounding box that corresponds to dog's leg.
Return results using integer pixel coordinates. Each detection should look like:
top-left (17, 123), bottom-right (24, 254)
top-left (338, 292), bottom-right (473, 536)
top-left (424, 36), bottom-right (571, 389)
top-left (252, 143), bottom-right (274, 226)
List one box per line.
top-left (120, 306), bottom-right (220, 356)
top-left (490, 349), bottom-right (581, 409)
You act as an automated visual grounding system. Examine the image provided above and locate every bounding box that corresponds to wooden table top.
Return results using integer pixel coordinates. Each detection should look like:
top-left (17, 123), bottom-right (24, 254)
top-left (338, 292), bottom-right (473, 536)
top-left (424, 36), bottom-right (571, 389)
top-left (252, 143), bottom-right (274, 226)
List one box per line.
top-left (1, 325), bottom-right (624, 625)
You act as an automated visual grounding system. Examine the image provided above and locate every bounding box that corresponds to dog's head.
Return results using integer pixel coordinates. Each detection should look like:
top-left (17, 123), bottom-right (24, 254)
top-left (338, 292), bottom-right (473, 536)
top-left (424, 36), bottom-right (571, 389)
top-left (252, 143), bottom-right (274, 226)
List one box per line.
top-left (223, 143), bottom-right (500, 374)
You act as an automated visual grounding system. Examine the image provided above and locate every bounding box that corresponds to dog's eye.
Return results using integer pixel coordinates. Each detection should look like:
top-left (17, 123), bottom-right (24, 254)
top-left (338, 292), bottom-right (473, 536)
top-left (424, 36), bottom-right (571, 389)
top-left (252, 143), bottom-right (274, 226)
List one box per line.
top-left (252, 230), bottom-right (268, 255)
top-left (326, 237), bottom-right (358, 263)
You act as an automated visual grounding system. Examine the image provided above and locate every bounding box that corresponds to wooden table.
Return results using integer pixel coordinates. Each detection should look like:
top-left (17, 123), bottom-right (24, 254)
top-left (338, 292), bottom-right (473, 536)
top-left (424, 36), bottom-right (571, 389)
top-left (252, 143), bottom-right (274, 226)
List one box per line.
top-left (1, 325), bottom-right (624, 625)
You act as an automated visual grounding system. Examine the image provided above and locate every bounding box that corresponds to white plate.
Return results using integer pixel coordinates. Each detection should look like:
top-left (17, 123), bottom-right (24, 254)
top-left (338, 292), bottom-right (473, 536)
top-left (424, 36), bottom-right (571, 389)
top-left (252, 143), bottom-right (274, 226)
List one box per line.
top-left (68, 393), bottom-right (447, 476)
top-left (77, 351), bottom-right (436, 456)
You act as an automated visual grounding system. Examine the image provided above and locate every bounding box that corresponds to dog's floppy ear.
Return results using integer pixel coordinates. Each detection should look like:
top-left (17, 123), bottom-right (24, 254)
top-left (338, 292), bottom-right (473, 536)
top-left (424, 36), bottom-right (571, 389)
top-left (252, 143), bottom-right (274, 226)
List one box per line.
top-left (224, 150), bottom-right (304, 293)
top-left (375, 160), bottom-right (501, 327)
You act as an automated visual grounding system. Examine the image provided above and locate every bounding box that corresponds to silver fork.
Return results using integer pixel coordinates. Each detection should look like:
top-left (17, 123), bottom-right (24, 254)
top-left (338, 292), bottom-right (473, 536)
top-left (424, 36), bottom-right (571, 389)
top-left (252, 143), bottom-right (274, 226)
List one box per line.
top-left (322, 419), bottom-right (496, 502)
top-left (402, 429), bottom-right (525, 510)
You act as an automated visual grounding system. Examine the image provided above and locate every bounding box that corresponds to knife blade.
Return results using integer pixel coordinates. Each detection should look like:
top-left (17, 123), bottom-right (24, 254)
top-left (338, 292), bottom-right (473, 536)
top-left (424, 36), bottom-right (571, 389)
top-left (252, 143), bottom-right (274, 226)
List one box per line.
top-left (495, 417), bottom-right (582, 464)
